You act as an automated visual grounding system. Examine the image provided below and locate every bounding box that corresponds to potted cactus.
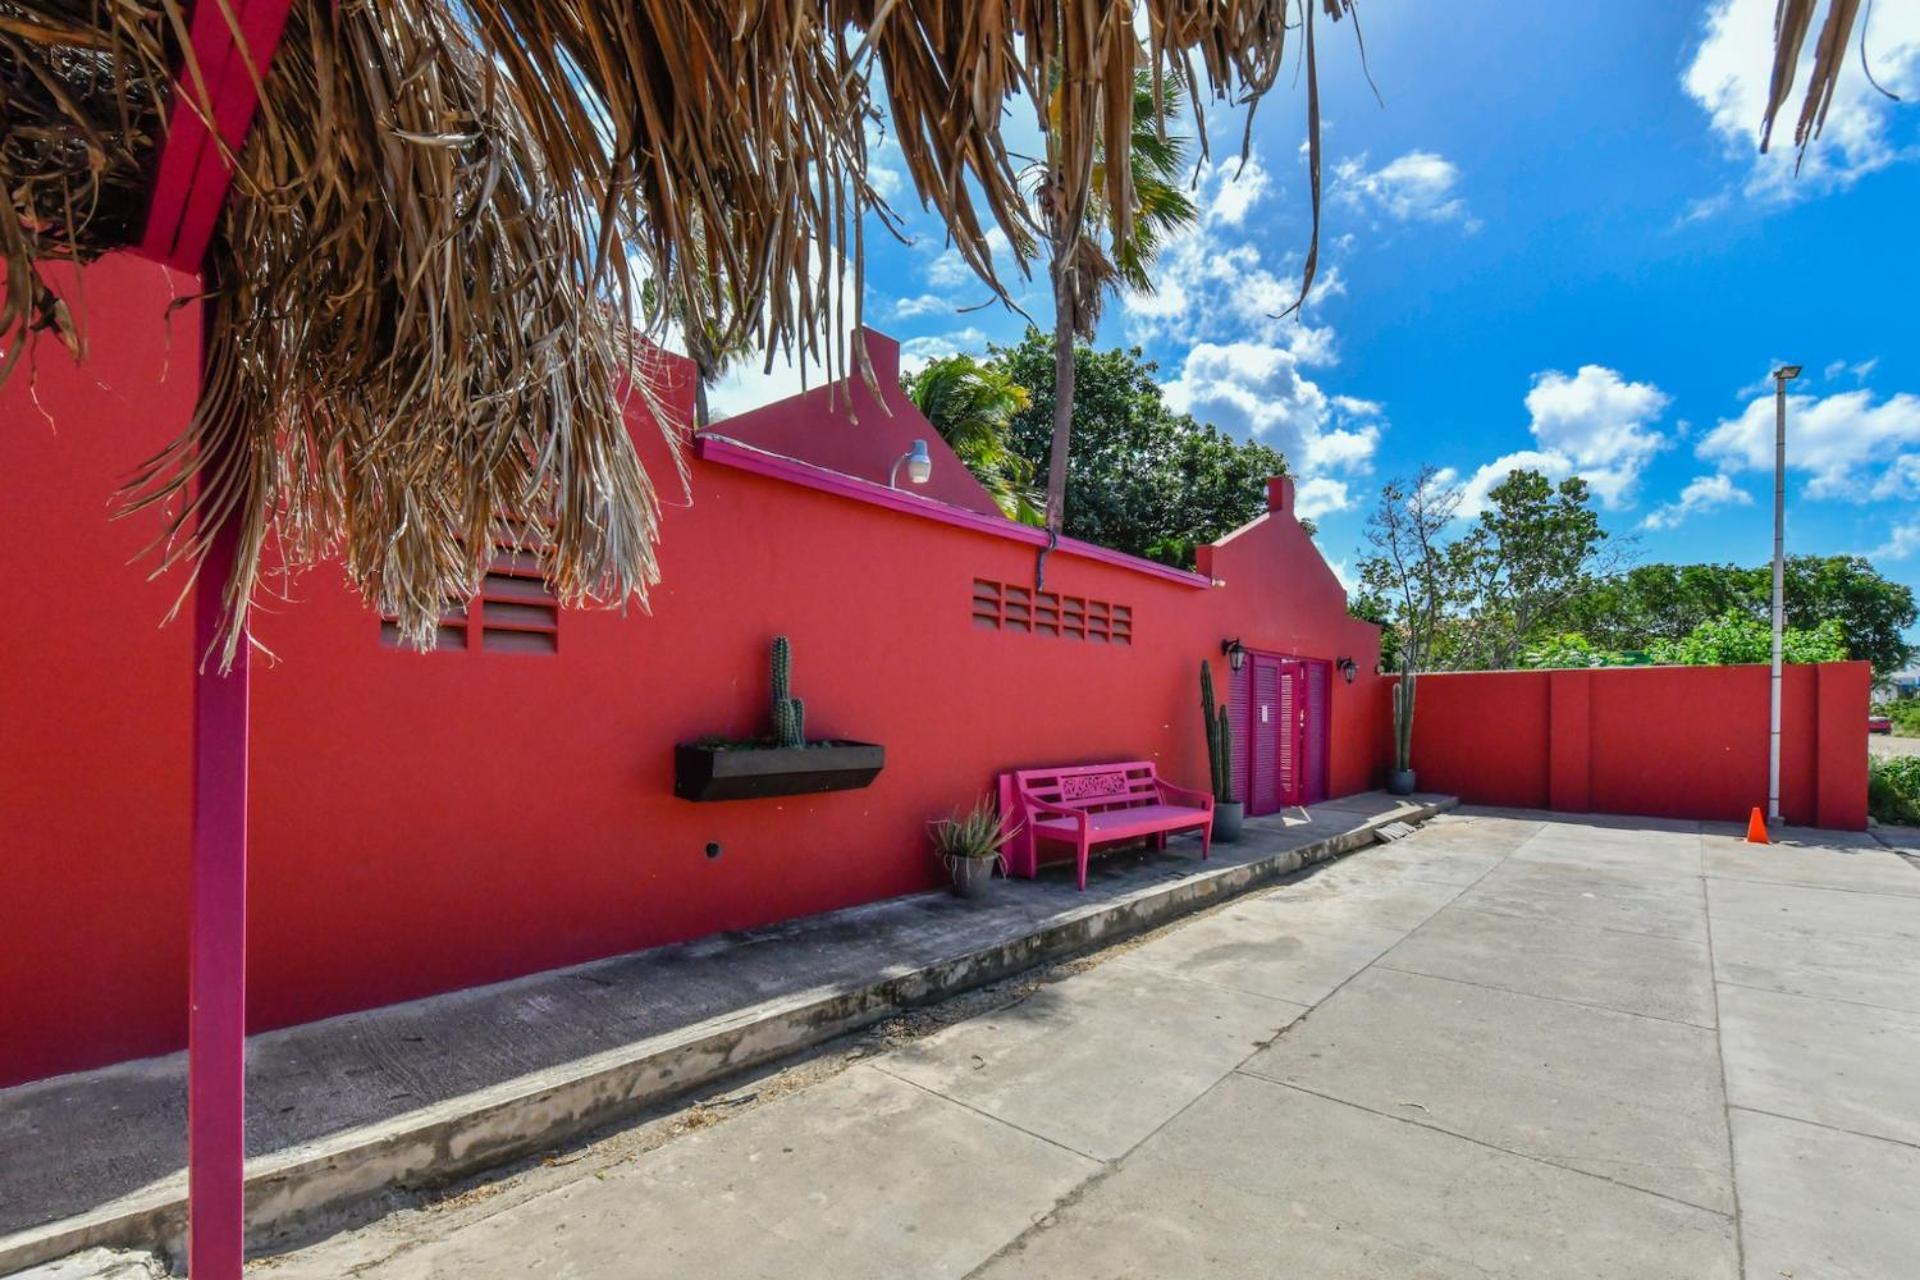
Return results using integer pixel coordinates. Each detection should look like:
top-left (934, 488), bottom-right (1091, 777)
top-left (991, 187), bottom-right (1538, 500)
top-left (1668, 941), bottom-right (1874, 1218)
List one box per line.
top-left (1201, 661), bottom-right (1243, 842)
top-left (929, 797), bottom-right (1019, 900)
top-left (674, 636), bottom-right (885, 801)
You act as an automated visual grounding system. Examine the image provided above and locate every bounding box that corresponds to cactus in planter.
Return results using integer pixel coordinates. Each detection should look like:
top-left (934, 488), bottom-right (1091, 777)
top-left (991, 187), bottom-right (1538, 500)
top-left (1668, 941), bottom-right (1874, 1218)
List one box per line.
top-left (771, 636), bottom-right (806, 748)
top-left (1200, 660), bottom-right (1233, 803)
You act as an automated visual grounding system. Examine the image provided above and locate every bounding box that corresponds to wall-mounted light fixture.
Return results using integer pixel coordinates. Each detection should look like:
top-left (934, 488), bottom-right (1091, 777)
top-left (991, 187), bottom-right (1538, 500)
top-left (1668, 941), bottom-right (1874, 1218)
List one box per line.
top-left (1336, 656), bottom-right (1358, 684)
top-left (889, 439), bottom-right (933, 489)
top-left (1221, 638), bottom-right (1246, 673)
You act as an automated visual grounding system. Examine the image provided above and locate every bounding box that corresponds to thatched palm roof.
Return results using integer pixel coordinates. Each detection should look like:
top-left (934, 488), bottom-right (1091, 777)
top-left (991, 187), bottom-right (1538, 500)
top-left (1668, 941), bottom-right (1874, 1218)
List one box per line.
top-left (4, 0), bottom-right (1365, 664)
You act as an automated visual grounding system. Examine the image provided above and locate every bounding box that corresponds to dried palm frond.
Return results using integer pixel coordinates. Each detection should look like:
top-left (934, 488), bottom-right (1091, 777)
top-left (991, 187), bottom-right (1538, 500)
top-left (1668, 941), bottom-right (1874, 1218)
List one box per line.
top-left (5, 0), bottom-right (1356, 668)
top-left (117, 0), bottom-right (685, 669)
top-left (1761, 0), bottom-right (1902, 163)
top-left (0, 0), bottom-right (170, 376)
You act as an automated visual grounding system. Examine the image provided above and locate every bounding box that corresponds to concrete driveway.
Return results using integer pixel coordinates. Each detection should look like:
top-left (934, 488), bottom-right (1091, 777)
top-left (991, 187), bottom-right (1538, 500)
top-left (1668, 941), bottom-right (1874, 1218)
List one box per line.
top-left (253, 810), bottom-right (1920, 1279)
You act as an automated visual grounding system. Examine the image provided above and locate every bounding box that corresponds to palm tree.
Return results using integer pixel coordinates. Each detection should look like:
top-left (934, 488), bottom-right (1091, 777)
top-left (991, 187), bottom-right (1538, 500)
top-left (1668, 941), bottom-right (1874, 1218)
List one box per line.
top-left (1036, 71), bottom-right (1199, 536)
top-left (904, 355), bottom-right (1044, 526)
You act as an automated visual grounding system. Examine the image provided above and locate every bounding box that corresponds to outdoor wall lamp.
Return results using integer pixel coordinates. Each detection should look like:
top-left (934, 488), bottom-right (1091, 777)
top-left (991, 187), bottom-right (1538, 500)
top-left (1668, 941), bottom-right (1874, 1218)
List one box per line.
top-left (1336, 656), bottom-right (1358, 684)
top-left (1221, 638), bottom-right (1246, 673)
top-left (889, 439), bottom-right (933, 489)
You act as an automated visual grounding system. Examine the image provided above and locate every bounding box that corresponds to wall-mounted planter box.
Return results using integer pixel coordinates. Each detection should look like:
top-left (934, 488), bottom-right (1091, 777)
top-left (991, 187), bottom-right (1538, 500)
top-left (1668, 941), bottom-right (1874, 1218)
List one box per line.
top-left (674, 741), bottom-right (886, 802)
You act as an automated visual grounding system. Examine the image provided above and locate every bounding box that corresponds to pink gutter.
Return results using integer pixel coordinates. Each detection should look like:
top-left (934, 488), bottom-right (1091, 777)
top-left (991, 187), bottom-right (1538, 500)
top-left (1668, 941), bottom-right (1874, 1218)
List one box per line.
top-left (136, 2), bottom-right (298, 1274)
top-left (695, 433), bottom-right (1213, 590)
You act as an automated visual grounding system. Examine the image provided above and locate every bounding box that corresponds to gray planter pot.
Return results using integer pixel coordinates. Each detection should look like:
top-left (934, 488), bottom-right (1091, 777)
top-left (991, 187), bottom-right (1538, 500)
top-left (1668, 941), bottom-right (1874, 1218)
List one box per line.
top-left (946, 854), bottom-right (998, 900)
top-left (1386, 768), bottom-right (1417, 797)
top-left (1212, 800), bottom-right (1244, 843)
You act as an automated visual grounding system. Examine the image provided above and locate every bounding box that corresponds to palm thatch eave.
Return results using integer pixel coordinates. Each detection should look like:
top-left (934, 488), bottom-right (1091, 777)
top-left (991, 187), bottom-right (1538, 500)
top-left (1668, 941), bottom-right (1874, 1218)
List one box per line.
top-left (1, 0), bottom-right (1378, 669)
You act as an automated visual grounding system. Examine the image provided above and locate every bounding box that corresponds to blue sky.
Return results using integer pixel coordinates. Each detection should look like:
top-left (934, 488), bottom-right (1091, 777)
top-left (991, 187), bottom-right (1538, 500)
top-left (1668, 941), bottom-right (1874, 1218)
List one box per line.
top-left (709, 1), bottom-right (1920, 638)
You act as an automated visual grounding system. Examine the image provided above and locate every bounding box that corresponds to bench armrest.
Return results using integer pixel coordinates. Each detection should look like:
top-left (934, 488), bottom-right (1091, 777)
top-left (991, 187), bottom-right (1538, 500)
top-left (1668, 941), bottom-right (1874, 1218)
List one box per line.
top-left (1156, 780), bottom-right (1214, 811)
top-left (1021, 796), bottom-right (1091, 829)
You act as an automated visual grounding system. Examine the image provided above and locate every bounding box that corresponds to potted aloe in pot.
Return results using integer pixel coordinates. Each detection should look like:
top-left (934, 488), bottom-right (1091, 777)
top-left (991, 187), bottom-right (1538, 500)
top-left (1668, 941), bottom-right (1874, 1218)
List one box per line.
top-left (1201, 661), bottom-right (1243, 842)
top-left (930, 797), bottom-right (1018, 900)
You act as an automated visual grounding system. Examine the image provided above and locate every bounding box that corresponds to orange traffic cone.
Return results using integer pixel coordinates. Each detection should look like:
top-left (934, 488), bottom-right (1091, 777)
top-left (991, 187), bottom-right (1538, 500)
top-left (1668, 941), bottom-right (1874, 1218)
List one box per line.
top-left (1745, 808), bottom-right (1770, 845)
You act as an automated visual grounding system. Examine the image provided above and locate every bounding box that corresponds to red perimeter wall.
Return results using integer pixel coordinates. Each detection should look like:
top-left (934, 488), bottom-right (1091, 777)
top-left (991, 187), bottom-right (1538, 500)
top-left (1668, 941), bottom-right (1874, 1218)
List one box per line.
top-left (1, 255), bottom-right (1386, 1085)
top-left (1397, 665), bottom-right (1869, 830)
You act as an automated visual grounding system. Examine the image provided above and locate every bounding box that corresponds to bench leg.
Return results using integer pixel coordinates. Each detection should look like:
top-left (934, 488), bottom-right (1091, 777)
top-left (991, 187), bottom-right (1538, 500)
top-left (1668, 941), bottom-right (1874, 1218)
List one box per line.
top-left (1077, 836), bottom-right (1091, 891)
top-left (1200, 821), bottom-right (1212, 861)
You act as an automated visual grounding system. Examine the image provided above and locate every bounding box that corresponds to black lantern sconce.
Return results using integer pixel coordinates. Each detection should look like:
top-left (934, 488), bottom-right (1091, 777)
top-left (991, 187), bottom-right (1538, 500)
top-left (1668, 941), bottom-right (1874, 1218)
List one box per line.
top-left (1336, 656), bottom-right (1358, 684)
top-left (1221, 638), bottom-right (1247, 673)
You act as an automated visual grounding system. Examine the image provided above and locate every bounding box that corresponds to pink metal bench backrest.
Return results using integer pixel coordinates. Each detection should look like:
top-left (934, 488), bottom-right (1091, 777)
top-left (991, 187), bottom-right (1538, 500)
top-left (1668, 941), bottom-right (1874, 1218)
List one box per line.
top-left (1009, 761), bottom-right (1162, 815)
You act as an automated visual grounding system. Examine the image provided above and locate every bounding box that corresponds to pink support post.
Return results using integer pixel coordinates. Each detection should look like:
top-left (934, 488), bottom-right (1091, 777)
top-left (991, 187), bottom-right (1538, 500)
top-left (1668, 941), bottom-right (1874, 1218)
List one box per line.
top-left (189, 520), bottom-right (249, 1278)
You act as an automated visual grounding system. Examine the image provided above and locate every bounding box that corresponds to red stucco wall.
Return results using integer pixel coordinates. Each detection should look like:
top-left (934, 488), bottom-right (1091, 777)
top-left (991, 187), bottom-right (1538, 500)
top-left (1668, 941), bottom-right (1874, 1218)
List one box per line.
top-left (1, 256), bottom-right (1384, 1084)
top-left (1398, 664), bottom-right (1870, 830)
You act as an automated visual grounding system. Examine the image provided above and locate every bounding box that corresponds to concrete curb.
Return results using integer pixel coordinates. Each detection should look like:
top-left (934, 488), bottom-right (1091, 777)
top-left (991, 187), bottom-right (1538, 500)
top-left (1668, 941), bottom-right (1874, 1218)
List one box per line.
top-left (1, 796), bottom-right (1453, 1273)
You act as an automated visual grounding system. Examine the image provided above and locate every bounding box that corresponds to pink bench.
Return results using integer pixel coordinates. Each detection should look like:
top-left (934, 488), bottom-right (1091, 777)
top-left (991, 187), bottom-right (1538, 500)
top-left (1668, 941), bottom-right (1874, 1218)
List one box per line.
top-left (996, 761), bottom-right (1214, 890)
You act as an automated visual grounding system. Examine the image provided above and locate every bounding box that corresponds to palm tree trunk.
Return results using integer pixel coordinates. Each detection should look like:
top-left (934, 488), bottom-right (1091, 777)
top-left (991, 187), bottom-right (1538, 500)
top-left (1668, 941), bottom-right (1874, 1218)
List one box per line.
top-left (1044, 255), bottom-right (1074, 533)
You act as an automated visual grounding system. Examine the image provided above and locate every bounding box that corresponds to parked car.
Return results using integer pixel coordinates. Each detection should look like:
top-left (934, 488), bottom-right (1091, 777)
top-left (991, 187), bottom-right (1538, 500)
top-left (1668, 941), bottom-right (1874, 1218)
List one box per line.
top-left (1869, 713), bottom-right (1893, 735)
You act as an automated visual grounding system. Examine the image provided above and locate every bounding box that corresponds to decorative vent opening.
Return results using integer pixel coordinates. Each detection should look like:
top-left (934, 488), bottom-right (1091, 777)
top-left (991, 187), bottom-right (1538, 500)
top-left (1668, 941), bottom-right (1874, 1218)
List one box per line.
top-left (377, 525), bottom-right (560, 655)
top-left (971, 578), bottom-right (1131, 645)
top-left (479, 532), bottom-right (559, 654)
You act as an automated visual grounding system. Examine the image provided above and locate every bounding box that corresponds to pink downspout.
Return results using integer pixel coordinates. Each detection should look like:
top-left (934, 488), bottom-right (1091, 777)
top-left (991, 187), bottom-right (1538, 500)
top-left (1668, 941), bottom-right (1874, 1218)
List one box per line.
top-left (189, 515), bottom-right (250, 1277)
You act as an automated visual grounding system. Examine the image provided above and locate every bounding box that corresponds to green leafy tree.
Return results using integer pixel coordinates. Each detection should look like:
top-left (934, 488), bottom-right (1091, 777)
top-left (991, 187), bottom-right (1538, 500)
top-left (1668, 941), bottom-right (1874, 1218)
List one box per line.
top-left (1564, 557), bottom-right (1915, 675)
top-left (990, 330), bottom-right (1286, 564)
top-left (1359, 467), bottom-right (1464, 773)
top-left (1033, 72), bottom-right (1200, 534)
top-left (903, 355), bottom-right (1044, 525)
top-left (1645, 612), bottom-right (1849, 666)
top-left (1448, 471), bottom-right (1619, 671)
top-left (1520, 633), bottom-right (1634, 670)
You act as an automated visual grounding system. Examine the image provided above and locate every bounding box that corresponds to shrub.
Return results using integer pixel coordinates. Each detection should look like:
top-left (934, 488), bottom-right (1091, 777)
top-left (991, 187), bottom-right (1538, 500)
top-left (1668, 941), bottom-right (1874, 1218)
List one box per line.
top-left (1868, 756), bottom-right (1920, 827)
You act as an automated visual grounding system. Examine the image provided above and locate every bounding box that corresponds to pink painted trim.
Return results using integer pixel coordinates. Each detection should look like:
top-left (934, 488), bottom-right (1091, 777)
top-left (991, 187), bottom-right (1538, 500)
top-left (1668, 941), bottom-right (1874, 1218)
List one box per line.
top-left (141, 0), bottom-right (297, 271)
top-left (696, 434), bottom-right (1212, 589)
top-left (190, 515), bottom-right (250, 1280)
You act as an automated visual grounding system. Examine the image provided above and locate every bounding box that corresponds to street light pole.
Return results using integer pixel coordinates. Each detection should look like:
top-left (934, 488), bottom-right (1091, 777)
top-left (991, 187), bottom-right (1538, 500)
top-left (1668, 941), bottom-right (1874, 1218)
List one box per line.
top-left (1768, 364), bottom-right (1801, 827)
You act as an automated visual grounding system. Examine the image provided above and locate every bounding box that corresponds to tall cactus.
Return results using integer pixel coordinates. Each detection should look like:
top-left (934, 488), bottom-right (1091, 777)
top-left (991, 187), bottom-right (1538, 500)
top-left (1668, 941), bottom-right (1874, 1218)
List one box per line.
top-left (771, 636), bottom-right (806, 748)
top-left (1200, 661), bottom-right (1233, 802)
top-left (1214, 706), bottom-right (1233, 803)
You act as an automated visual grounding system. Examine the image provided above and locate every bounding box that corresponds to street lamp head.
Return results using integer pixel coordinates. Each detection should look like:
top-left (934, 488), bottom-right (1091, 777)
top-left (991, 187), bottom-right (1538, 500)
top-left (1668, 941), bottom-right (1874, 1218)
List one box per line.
top-left (1774, 365), bottom-right (1802, 382)
top-left (889, 439), bottom-right (934, 488)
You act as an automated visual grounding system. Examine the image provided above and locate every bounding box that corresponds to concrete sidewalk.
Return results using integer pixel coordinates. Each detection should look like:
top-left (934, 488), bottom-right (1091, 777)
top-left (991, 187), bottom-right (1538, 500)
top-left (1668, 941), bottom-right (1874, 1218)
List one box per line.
top-left (0, 791), bottom-right (1445, 1272)
top-left (234, 808), bottom-right (1919, 1280)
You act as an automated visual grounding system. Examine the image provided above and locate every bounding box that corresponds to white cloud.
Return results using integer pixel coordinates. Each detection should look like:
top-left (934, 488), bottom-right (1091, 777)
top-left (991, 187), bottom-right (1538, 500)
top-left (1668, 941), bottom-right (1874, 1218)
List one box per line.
top-left (1520, 365), bottom-right (1672, 507)
top-left (1822, 356), bottom-right (1880, 383)
top-left (1642, 472), bottom-right (1754, 530)
top-left (893, 294), bottom-right (951, 319)
top-left (1161, 339), bottom-right (1383, 480)
top-left (925, 227), bottom-right (1018, 291)
top-left (1293, 477), bottom-right (1353, 520)
top-left (1453, 449), bottom-right (1576, 518)
top-left (1697, 387), bottom-right (1920, 499)
top-left (1871, 517), bottom-right (1920, 561)
top-left (1122, 156), bottom-right (1330, 347)
top-left (1683, 0), bottom-right (1920, 202)
top-left (1127, 150), bottom-right (1385, 489)
top-left (1442, 365), bottom-right (1672, 518)
top-left (897, 328), bottom-right (988, 376)
top-left (1332, 150), bottom-right (1481, 232)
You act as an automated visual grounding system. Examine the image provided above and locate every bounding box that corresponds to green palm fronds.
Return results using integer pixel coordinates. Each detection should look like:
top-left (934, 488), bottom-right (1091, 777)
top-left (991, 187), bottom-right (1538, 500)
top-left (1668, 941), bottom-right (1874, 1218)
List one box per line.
top-left (905, 355), bottom-right (1044, 526)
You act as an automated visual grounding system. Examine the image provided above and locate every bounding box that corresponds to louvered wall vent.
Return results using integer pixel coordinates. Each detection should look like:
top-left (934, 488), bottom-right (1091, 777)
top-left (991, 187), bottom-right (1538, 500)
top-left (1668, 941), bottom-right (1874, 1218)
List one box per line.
top-left (378, 530), bottom-right (559, 654)
top-left (971, 578), bottom-right (1132, 644)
